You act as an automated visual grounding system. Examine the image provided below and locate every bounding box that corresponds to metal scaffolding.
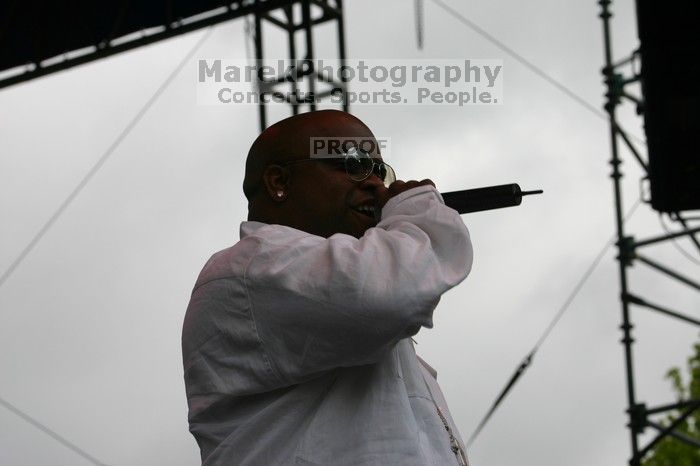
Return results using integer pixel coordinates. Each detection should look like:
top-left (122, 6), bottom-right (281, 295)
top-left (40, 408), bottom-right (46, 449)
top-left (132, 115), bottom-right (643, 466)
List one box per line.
top-left (599, 1), bottom-right (700, 464)
top-left (251, 0), bottom-right (348, 130)
top-left (0, 0), bottom-right (348, 131)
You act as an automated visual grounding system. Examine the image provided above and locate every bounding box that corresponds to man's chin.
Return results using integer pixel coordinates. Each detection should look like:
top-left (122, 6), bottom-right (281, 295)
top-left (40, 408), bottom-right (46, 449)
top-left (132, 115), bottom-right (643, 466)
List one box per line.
top-left (349, 210), bottom-right (377, 237)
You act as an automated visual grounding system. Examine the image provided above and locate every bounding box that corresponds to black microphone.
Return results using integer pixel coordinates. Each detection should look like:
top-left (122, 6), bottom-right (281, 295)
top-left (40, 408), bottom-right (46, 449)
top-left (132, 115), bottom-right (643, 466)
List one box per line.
top-left (441, 183), bottom-right (543, 214)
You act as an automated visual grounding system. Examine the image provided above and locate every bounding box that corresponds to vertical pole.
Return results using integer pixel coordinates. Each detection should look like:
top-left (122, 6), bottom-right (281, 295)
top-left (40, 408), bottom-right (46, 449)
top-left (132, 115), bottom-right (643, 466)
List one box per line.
top-left (253, 1), bottom-right (266, 131)
top-left (336, 0), bottom-right (349, 112)
top-left (301, 0), bottom-right (316, 111)
top-left (284, 4), bottom-right (300, 115)
top-left (599, 0), bottom-right (640, 464)
top-left (415, 0), bottom-right (424, 49)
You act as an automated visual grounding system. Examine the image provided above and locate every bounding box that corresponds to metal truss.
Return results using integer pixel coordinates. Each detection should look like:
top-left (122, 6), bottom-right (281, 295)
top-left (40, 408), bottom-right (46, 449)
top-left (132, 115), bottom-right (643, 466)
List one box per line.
top-left (0, 0), bottom-right (348, 132)
top-left (0, 1), bottom-right (290, 90)
top-left (251, 0), bottom-right (348, 130)
top-left (599, 1), bottom-right (700, 464)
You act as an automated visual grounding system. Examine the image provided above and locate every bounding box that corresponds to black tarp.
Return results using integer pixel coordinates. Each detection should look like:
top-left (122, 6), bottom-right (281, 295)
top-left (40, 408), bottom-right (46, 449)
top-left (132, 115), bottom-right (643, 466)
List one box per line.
top-left (1, 1), bottom-right (235, 71)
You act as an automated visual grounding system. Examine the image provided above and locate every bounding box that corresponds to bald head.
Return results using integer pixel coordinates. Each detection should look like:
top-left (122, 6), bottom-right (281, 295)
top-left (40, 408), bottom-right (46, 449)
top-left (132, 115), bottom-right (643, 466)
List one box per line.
top-left (242, 110), bottom-right (387, 238)
top-left (243, 110), bottom-right (375, 200)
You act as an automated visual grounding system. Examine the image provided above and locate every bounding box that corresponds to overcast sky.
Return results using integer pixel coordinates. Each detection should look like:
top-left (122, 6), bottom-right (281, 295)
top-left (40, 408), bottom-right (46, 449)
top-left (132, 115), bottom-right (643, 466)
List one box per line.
top-left (1, 1), bottom-right (699, 465)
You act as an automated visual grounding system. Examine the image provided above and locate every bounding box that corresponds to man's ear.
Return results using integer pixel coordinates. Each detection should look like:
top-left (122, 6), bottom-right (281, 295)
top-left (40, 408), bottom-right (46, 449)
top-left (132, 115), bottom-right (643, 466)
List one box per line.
top-left (262, 165), bottom-right (290, 202)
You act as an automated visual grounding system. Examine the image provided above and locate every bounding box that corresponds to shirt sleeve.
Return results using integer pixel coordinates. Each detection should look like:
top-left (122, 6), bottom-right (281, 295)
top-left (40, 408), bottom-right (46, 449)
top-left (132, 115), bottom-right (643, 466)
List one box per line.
top-left (244, 185), bottom-right (473, 386)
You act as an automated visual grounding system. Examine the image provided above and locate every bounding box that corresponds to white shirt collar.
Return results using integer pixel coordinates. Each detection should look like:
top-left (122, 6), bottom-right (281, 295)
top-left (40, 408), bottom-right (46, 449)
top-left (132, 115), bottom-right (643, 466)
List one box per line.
top-left (239, 221), bottom-right (268, 239)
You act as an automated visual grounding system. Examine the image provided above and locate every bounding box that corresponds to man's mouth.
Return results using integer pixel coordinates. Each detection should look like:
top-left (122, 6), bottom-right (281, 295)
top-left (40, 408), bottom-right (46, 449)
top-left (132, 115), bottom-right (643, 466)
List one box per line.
top-left (352, 204), bottom-right (376, 219)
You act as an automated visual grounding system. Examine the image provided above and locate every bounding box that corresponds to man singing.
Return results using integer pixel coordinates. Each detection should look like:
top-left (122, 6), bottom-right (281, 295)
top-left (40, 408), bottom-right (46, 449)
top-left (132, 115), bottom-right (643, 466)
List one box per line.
top-left (182, 110), bottom-right (473, 465)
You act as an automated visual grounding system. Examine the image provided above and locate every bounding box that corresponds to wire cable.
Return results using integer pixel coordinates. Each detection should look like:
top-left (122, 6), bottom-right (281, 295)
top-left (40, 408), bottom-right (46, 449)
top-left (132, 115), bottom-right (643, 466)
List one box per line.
top-left (429, 0), bottom-right (646, 147)
top-left (429, 0), bottom-right (603, 117)
top-left (0, 27), bottom-right (214, 292)
top-left (659, 213), bottom-right (700, 266)
top-left (676, 214), bottom-right (700, 252)
top-left (0, 25), bottom-right (214, 464)
top-left (466, 197), bottom-right (642, 447)
top-left (422, 2), bottom-right (652, 443)
top-left (0, 395), bottom-right (109, 465)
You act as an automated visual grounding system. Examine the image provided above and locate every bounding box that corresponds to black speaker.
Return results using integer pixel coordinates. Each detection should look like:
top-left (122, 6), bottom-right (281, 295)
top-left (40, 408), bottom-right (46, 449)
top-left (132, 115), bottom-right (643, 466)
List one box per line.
top-left (636, 0), bottom-right (700, 212)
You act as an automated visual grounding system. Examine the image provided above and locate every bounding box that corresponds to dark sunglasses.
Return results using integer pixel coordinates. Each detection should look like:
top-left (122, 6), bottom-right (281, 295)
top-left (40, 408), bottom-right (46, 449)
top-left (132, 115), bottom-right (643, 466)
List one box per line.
top-left (279, 147), bottom-right (396, 187)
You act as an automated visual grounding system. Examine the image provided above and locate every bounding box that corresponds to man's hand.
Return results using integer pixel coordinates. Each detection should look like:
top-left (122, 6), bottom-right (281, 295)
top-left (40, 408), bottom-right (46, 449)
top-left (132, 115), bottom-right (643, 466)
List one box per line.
top-left (377, 179), bottom-right (436, 209)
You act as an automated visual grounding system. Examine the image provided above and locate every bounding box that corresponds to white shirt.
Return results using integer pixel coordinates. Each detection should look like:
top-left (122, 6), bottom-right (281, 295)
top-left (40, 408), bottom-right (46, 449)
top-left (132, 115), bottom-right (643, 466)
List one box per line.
top-left (182, 185), bottom-right (473, 465)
